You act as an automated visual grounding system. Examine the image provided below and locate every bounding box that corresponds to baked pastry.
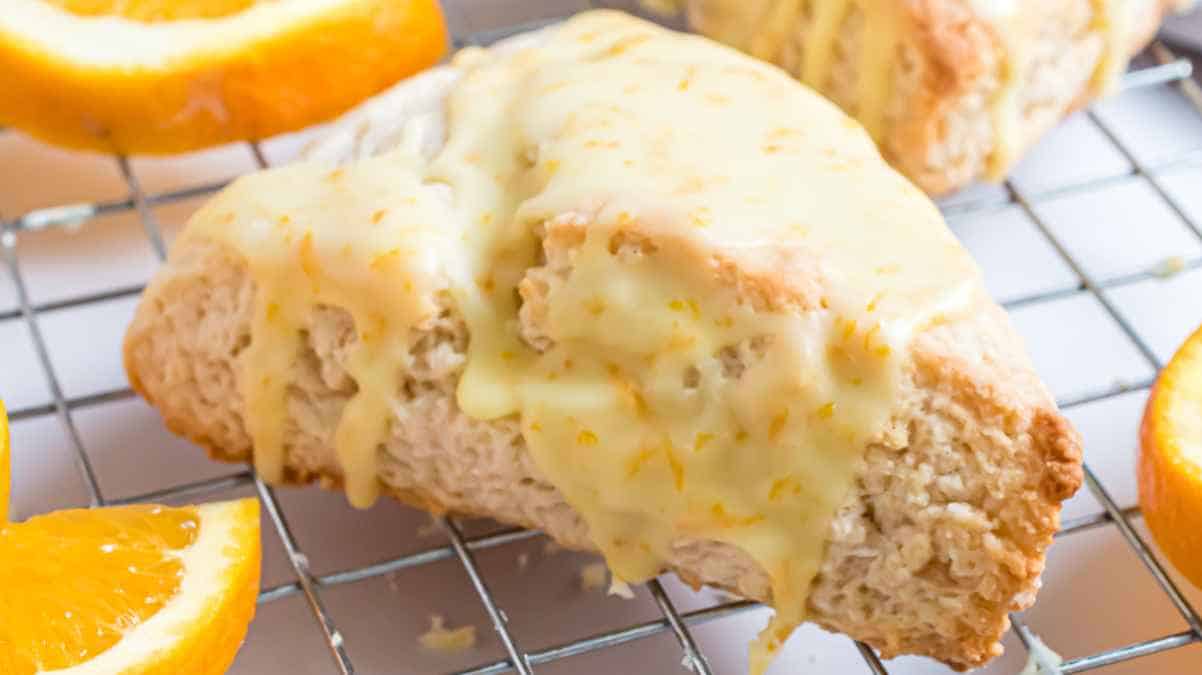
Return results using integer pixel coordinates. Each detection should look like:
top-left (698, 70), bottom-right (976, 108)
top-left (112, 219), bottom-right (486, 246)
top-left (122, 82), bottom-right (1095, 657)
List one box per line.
top-left (663, 0), bottom-right (1185, 194)
top-left (124, 11), bottom-right (1082, 672)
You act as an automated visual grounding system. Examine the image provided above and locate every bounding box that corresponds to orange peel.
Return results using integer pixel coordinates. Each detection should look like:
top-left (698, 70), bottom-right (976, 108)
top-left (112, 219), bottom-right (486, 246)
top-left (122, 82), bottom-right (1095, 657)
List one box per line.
top-left (1139, 323), bottom-right (1202, 589)
top-left (0, 0), bottom-right (448, 153)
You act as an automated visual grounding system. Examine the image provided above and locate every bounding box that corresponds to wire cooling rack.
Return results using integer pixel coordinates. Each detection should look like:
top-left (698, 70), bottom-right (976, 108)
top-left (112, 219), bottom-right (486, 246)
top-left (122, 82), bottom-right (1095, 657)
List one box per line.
top-left (2, 2), bottom-right (1202, 673)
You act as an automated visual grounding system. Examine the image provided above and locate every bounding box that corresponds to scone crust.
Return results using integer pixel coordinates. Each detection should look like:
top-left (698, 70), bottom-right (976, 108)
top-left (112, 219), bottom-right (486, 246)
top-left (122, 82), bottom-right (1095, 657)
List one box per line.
top-left (892, 0), bottom-right (998, 193)
top-left (914, 0), bottom-right (1171, 194)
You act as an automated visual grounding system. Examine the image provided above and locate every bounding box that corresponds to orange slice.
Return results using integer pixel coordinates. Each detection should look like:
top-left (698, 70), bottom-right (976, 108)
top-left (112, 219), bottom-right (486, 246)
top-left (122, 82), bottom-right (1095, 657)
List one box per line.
top-left (0, 0), bottom-right (448, 153)
top-left (0, 405), bottom-right (262, 674)
top-left (0, 400), bottom-right (8, 524)
top-left (1139, 323), bottom-right (1202, 589)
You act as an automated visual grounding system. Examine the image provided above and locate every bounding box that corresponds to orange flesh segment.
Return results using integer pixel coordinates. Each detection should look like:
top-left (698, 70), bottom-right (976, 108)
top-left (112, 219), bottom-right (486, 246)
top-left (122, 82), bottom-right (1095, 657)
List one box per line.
top-left (40, 0), bottom-right (262, 21)
top-left (0, 505), bottom-right (199, 673)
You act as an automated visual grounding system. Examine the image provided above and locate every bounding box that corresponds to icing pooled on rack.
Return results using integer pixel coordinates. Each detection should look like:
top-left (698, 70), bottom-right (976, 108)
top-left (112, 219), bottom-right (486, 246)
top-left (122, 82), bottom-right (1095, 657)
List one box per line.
top-left (180, 11), bottom-right (981, 673)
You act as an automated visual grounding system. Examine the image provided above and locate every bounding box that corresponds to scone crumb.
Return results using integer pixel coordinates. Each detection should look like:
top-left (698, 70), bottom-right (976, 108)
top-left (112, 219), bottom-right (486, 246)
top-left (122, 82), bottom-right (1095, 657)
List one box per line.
top-left (419, 615), bottom-right (477, 652)
top-left (517, 552), bottom-right (531, 570)
top-left (1153, 255), bottom-right (1187, 279)
top-left (608, 578), bottom-right (635, 599)
top-left (580, 562), bottom-right (608, 591)
top-left (416, 514), bottom-right (441, 538)
top-left (580, 561), bottom-right (635, 598)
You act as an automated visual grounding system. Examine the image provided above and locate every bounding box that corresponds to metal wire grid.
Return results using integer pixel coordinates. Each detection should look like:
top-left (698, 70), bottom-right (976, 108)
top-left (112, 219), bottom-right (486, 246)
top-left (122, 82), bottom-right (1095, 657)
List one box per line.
top-left (2, 6), bottom-right (1202, 674)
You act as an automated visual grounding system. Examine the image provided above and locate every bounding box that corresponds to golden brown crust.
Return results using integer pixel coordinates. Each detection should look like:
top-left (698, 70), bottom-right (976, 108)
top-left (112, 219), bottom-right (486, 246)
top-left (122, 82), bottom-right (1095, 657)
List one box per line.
top-left (880, 300), bottom-right (1082, 668)
top-left (908, 0), bottom-right (1175, 194)
top-left (1035, 410), bottom-right (1086, 502)
top-left (890, 0), bottom-right (998, 193)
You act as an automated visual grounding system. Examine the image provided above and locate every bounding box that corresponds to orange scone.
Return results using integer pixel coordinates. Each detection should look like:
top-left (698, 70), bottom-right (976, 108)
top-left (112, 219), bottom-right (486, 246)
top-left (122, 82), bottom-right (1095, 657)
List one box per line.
top-left (124, 11), bottom-right (1082, 672)
top-left (0, 0), bottom-right (447, 153)
top-left (661, 0), bottom-right (1190, 194)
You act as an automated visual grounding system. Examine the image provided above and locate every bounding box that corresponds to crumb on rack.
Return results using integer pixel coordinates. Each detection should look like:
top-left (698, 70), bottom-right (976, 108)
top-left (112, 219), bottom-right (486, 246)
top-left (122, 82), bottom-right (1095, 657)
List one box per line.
top-left (580, 562), bottom-right (608, 591)
top-left (418, 615), bottom-right (477, 652)
top-left (579, 561), bottom-right (636, 598)
top-left (608, 578), bottom-right (635, 599)
top-left (574, 559), bottom-right (634, 595)
top-left (416, 514), bottom-right (441, 538)
top-left (1153, 255), bottom-right (1187, 279)
top-left (517, 552), bottom-right (530, 570)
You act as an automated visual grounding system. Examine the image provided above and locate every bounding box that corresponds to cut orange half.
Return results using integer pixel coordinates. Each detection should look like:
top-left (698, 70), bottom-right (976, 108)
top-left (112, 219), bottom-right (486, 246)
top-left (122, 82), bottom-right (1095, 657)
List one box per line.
top-left (0, 405), bottom-right (262, 674)
top-left (1139, 323), bottom-right (1202, 589)
top-left (0, 0), bottom-right (448, 153)
top-left (0, 400), bottom-right (9, 524)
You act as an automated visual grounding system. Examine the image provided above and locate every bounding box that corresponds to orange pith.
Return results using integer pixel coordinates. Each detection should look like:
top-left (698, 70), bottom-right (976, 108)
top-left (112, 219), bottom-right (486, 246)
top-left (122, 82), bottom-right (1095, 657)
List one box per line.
top-left (0, 506), bottom-right (199, 673)
top-left (41, 0), bottom-right (260, 21)
top-left (1139, 323), bottom-right (1202, 590)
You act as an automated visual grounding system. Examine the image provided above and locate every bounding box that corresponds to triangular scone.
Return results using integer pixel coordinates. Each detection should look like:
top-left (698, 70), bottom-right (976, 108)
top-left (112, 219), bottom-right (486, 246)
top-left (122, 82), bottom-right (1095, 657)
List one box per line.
top-left (673, 0), bottom-right (1179, 194)
top-left (125, 11), bottom-right (1081, 672)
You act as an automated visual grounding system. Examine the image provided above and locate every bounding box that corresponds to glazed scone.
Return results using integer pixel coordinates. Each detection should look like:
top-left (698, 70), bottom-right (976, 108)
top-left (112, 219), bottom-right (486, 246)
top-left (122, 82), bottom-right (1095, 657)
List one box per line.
top-left (124, 11), bottom-right (1082, 672)
top-left (663, 0), bottom-right (1187, 194)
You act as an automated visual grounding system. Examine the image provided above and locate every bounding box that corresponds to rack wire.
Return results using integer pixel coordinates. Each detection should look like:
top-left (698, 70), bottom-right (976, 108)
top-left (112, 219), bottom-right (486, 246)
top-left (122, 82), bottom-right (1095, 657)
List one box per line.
top-left (2, 3), bottom-right (1201, 673)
